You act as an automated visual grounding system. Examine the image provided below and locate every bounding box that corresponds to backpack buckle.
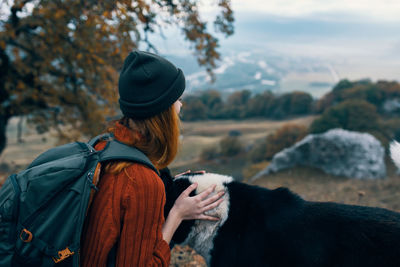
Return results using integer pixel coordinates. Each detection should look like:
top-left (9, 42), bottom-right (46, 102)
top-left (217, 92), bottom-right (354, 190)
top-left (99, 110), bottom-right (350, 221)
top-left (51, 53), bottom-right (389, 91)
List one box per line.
top-left (52, 247), bottom-right (75, 263)
top-left (20, 229), bottom-right (33, 243)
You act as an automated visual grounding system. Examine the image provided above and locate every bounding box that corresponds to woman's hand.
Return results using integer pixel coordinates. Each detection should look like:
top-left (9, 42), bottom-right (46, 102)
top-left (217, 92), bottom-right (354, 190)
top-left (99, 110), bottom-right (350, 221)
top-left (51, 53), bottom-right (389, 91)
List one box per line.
top-left (162, 182), bottom-right (225, 244)
top-left (171, 183), bottom-right (225, 221)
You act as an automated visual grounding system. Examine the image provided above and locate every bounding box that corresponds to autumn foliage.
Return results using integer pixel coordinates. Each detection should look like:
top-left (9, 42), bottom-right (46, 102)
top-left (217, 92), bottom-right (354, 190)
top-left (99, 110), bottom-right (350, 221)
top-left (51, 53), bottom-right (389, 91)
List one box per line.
top-left (264, 124), bottom-right (308, 160)
top-left (0, 0), bottom-right (234, 154)
top-left (248, 124), bottom-right (308, 163)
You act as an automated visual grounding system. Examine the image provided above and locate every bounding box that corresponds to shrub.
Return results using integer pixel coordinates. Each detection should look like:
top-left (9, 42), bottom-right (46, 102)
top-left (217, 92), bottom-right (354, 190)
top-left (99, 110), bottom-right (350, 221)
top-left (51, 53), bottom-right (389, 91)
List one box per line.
top-left (265, 124), bottom-right (308, 159)
top-left (310, 99), bottom-right (380, 134)
top-left (200, 146), bottom-right (219, 161)
top-left (242, 161), bottom-right (270, 181)
top-left (228, 130), bottom-right (242, 137)
top-left (219, 136), bottom-right (243, 157)
top-left (248, 140), bottom-right (268, 163)
top-left (375, 117), bottom-right (400, 148)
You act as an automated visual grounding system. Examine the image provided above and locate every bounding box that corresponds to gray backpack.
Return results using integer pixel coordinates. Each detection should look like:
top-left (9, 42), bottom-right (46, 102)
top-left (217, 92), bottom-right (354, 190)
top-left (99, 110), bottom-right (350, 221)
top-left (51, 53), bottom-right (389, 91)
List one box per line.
top-left (0, 134), bottom-right (157, 266)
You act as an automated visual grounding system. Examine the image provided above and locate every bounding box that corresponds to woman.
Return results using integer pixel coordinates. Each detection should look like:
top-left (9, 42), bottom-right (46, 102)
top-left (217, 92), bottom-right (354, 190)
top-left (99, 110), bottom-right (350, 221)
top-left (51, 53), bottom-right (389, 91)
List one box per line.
top-left (81, 51), bottom-right (224, 266)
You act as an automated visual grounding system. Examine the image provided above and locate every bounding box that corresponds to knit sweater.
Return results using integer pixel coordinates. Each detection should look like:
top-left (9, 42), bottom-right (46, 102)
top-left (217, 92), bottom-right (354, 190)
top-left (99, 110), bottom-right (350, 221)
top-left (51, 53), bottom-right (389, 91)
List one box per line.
top-left (81, 124), bottom-right (171, 266)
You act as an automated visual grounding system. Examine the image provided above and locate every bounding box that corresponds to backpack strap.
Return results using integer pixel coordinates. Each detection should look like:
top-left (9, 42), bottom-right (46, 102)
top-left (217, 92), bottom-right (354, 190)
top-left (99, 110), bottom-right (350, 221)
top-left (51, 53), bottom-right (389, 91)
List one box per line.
top-left (88, 136), bottom-right (158, 267)
top-left (88, 133), bottom-right (113, 147)
top-left (98, 139), bottom-right (158, 173)
top-left (9, 174), bottom-right (20, 243)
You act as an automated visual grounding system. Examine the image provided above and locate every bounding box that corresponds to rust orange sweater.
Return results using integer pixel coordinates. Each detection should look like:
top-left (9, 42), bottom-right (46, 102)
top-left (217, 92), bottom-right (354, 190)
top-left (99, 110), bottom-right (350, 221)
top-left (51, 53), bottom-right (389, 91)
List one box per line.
top-left (81, 124), bottom-right (171, 266)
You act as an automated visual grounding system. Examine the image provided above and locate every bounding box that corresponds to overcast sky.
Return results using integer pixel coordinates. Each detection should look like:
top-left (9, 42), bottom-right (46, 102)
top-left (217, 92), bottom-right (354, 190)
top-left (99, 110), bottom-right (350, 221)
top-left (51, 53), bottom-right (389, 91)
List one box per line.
top-left (190, 0), bottom-right (400, 82)
top-left (218, 0), bottom-right (400, 22)
top-left (2, 1), bottom-right (398, 81)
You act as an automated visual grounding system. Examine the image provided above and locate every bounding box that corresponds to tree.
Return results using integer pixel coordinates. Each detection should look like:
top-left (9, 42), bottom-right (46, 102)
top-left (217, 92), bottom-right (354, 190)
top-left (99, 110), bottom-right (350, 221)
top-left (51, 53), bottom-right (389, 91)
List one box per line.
top-left (219, 135), bottom-right (243, 157)
top-left (332, 79), bottom-right (353, 92)
top-left (310, 99), bottom-right (380, 134)
top-left (181, 96), bottom-right (207, 121)
top-left (0, 0), bottom-right (234, 154)
top-left (314, 79), bottom-right (396, 114)
top-left (288, 91), bottom-right (314, 115)
top-left (245, 91), bottom-right (275, 118)
top-left (316, 79), bottom-right (356, 113)
top-left (200, 89), bottom-right (223, 118)
top-left (222, 89), bottom-right (251, 119)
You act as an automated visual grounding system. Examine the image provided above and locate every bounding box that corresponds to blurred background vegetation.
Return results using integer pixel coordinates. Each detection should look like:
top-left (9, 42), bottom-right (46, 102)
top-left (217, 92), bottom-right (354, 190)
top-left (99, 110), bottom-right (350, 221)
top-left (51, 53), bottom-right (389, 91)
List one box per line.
top-left (0, 0), bottom-right (234, 155)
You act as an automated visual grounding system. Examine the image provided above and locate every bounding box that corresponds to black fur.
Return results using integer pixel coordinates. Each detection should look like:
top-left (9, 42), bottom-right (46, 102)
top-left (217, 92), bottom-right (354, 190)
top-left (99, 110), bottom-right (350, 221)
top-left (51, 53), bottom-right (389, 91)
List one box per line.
top-left (159, 169), bottom-right (400, 267)
top-left (160, 169), bottom-right (195, 245)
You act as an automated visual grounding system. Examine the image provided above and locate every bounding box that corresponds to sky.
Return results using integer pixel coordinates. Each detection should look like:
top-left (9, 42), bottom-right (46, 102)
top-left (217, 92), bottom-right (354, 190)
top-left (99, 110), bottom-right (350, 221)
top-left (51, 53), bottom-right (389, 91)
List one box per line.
top-left (227, 0), bottom-right (400, 22)
top-left (144, 0), bottom-right (399, 95)
top-left (188, 0), bottom-right (400, 82)
top-left (2, 1), bottom-right (399, 84)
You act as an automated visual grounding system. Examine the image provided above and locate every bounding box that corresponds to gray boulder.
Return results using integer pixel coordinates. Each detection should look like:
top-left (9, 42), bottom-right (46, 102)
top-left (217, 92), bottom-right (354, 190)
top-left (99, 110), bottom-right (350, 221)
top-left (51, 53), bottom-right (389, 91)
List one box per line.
top-left (251, 129), bottom-right (386, 181)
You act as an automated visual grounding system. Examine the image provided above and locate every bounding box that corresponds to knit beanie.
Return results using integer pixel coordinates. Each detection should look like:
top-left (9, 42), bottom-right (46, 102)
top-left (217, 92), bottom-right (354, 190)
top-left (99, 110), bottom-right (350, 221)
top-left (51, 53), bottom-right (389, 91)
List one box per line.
top-left (118, 51), bottom-right (185, 119)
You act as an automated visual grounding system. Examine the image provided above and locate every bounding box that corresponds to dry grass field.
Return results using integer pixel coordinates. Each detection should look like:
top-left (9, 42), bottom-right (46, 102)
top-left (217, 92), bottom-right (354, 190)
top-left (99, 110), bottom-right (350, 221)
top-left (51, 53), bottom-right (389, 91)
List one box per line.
top-left (1, 116), bottom-right (399, 267)
top-left (172, 116), bottom-right (316, 170)
top-left (0, 117), bottom-right (57, 174)
top-left (252, 163), bottom-right (400, 212)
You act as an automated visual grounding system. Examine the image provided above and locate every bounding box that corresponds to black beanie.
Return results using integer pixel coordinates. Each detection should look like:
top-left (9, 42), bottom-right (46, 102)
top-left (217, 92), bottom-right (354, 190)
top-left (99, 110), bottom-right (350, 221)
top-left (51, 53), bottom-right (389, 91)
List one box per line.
top-left (118, 51), bottom-right (185, 119)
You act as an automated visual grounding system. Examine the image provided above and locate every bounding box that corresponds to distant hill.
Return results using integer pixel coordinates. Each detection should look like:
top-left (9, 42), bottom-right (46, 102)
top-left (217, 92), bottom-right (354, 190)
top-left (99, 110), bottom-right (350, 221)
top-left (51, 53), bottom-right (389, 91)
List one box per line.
top-left (166, 50), bottom-right (338, 98)
top-left (158, 12), bottom-right (400, 98)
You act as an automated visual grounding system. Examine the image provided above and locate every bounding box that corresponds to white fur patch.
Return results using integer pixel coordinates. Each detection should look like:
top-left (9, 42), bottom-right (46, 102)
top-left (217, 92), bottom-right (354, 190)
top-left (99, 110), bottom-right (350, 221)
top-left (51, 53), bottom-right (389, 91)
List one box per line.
top-left (188, 173), bottom-right (233, 194)
top-left (177, 173), bottom-right (233, 265)
top-left (390, 141), bottom-right (400, 170)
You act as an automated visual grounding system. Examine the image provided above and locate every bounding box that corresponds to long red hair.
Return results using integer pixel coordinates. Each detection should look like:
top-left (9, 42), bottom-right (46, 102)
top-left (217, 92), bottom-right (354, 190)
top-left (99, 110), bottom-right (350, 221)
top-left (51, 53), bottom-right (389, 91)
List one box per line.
top-left (105, 105), bottom-right (180, 173)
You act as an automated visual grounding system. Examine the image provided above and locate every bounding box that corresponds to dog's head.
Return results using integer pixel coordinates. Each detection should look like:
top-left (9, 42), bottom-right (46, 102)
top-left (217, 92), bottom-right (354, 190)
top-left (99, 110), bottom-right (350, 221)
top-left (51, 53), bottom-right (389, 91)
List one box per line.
top-left (159, 169), bottom-right (232, 246)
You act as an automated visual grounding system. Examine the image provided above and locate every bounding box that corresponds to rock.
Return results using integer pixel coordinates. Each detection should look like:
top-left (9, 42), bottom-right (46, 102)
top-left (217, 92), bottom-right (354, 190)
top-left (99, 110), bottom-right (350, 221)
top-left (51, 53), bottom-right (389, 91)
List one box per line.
top-left (171, 245), bottom-right (206, 267)
top-left (389, 141), bottom-right (400, 174)
top-left (251, 129), bottom-right (386, 181)
top-left (228, 130), bottom-right (242, 137)
top-left (383, 99), bottom-right (400, 114)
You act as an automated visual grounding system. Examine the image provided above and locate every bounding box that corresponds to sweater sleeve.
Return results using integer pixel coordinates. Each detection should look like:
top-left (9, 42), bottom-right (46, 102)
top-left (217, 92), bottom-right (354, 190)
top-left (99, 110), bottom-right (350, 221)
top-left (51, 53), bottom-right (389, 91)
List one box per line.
top-left (116, 164), bottom-right (171, 267)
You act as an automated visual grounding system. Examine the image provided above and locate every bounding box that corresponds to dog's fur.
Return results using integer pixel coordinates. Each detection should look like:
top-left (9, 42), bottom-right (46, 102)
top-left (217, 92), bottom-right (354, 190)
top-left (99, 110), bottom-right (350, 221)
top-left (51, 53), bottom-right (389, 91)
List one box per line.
top-left (160, 142), bottom-right (400, 267)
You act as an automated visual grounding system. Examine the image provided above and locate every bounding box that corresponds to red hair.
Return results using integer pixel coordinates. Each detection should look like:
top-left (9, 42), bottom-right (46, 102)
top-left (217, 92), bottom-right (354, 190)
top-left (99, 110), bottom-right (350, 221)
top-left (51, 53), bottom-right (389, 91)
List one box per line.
top-left (105, 105), bottom-right (180, 173)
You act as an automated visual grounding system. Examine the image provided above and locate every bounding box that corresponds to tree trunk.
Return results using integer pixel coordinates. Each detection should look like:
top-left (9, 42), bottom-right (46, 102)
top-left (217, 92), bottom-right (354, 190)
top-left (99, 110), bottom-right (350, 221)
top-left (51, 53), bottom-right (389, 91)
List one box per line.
top-left (0, 114), bottom-right (9, 156)
top-left (17, 116), bottom-right (24, 143)
top-left (0, 42), bottom-right (10, 156)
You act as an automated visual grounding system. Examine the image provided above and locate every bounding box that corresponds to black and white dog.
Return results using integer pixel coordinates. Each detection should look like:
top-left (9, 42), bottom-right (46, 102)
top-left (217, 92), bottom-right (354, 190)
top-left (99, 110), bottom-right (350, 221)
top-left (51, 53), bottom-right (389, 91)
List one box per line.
top-left (160, 143), bottom-right (400, 267)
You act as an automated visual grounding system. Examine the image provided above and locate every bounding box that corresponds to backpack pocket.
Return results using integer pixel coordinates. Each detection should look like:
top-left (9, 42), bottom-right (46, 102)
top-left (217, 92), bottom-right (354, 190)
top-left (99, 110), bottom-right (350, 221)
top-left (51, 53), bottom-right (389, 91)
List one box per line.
top-left (19, 154), bottom-right (87, 223)
top-left (0, 175), bottom-right (20, 266)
